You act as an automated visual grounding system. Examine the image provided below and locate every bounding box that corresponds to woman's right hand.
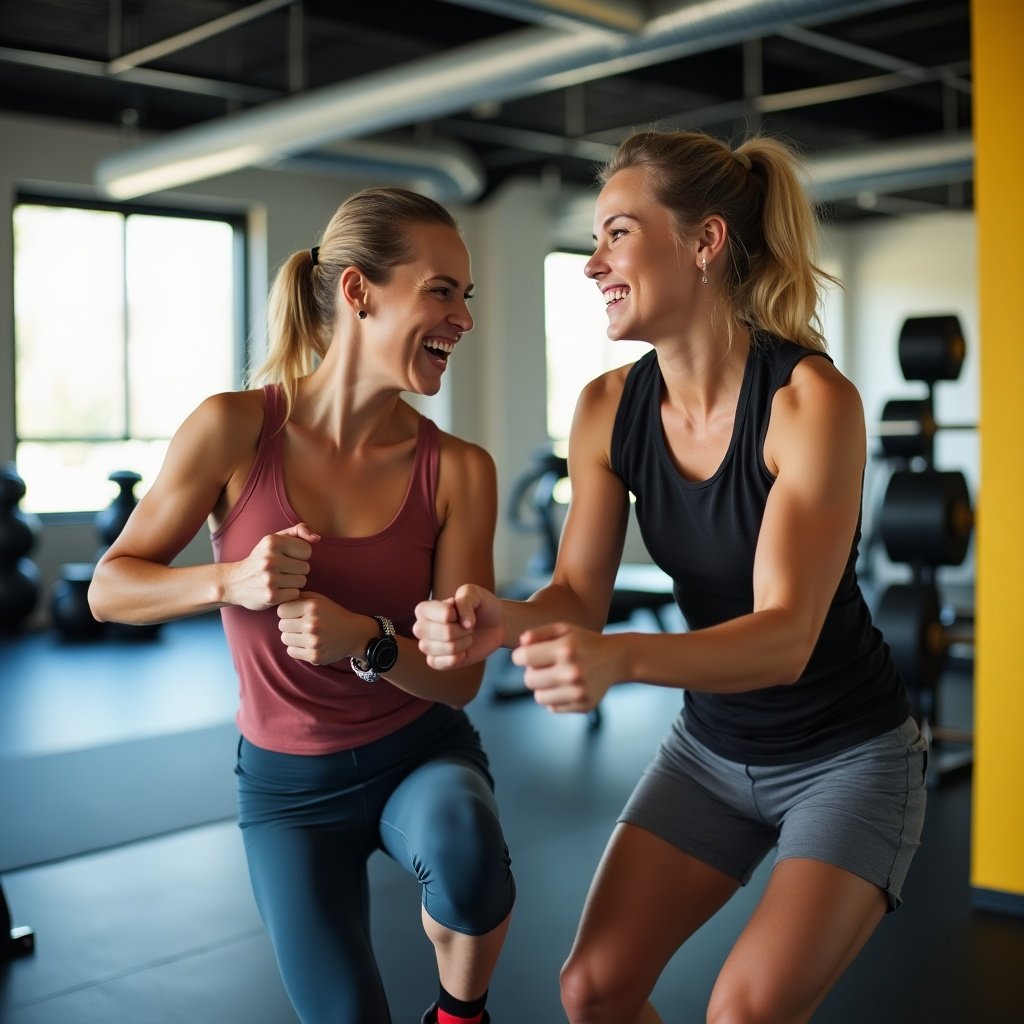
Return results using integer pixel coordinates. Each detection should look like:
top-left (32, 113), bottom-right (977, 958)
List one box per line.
top-left (224, 523), bottom-right (321, 610)
top-left (414, 583), bottom-right (505, 669)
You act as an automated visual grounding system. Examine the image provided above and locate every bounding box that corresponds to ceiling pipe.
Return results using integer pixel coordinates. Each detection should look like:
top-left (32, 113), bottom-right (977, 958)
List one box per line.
top-left (94, 0), bottom-right (904, 200)
top-left (806, 132), bottom-right (974, 202)
top-left (552, 132), bottom-right (975, 246)
top-left (440, 0), bottom-right (648, 33)
top-left (267, 136), bottom-right (487, 204)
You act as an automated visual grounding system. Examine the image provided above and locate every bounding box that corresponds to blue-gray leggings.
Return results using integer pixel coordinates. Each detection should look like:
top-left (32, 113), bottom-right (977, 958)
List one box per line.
top-left (235, 704), bottom-right (515, 1024)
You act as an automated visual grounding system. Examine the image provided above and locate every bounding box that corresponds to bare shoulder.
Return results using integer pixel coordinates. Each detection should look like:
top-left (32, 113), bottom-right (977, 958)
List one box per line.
top-left (157, 389), bottom-right (267, 505)
top-left (190, 387), bottom-right (264, 433)
top-left (432, 427), bottom-right (498, 539)
top-left (436, 428), bottom-right (497, 484)
top-left (577, 362), bottom-right (632, 413)
top-left (435, 427), bottom-right (498, 517)
top-left (766, 353), bottom-right (865, 475)
top-left (570, 362), bottom-right (634, 463)
top-left (777, 353), bottom-right (863, 422)
top-left (182, 388), bottom-right (265, 457)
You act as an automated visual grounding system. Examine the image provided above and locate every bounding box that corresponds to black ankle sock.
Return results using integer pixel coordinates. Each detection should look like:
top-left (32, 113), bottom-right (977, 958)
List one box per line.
top-left (437, 983), bottom-right (488, 1021)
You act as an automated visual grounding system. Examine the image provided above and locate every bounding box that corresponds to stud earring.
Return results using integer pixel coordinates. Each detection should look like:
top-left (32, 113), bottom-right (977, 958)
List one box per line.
top-left (700, 255), bottom-right (708, 285)
top-left (356, 309), bottom-right (367, 320)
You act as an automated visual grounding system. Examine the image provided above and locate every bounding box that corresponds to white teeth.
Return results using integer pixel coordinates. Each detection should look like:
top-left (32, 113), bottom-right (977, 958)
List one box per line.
top-left (424, 338), bottom-right (455, 355)
top-left (604, 287), bottom-right (629, 305)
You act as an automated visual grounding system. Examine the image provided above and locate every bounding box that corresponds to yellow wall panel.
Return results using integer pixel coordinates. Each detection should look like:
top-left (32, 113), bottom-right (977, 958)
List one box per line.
top-left (970, 0), bottom-right (1024, 900)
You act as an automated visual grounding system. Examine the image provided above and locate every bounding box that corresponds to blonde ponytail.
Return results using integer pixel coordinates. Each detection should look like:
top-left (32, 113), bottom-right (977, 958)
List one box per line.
top-left (250, 249), bottom-right (330, 420)
top-left (734, 137), bottom-right (837, 351)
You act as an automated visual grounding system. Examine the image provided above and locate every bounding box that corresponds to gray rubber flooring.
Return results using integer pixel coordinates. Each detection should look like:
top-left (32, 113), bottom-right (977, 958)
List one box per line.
top-left (1, 615), bottom-right (1021, 1023)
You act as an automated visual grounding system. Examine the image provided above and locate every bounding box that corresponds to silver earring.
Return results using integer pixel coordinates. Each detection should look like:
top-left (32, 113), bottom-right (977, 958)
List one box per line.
top-left (356, 309), bottom-right (367, 320)
top-left (700, 255), bottom-right (708, 285)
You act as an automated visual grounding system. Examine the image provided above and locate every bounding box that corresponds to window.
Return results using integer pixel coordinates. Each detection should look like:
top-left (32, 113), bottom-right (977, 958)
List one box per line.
top-left (544, 251), bottom-right (650, 441)
top-left (13, 197), bottom-right (246, 514)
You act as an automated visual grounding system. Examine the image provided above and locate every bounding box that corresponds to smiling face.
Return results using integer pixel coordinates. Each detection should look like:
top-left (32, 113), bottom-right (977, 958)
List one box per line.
top-left (371, 221), bottom-right (475, 395)
top-left (585, 165), bottom-right (696, 344)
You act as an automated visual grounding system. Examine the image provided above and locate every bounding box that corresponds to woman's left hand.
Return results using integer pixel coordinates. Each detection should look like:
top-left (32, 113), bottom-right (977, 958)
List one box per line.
top-left (512, 623), bottom-right (620, 713)
top-left (276, 592), bottom-right (356, 666)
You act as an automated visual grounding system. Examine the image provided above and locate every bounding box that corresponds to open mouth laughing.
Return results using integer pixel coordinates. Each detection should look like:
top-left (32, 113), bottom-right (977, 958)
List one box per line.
top-left (423, 336), bottom-right (458, 365)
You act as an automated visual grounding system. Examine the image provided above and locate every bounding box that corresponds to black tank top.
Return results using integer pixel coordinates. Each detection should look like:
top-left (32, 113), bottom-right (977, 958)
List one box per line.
top-left (611, 336), bottom-right (909, 765)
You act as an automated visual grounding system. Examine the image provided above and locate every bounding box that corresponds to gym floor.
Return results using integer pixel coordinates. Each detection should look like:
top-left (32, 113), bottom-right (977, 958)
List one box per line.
top-left (1, 612), bottom-right (1022, 1023)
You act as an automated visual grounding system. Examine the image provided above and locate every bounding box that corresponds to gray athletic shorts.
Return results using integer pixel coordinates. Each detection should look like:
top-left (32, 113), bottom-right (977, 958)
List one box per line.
top-left (619, 714), bottom-right (928, 911)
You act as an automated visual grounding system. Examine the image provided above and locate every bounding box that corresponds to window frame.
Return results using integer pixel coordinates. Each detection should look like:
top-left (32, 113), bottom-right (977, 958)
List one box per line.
top-left (12, 190), bottom-right (249, 520)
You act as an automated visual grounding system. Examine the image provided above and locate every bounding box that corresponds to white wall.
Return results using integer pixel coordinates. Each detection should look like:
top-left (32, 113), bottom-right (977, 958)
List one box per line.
top-left (834, 211), bottom-right (979, 592)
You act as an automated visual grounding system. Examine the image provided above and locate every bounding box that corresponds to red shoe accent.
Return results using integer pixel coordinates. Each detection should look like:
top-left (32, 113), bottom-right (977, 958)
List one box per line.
top-left (437, 1009), bottom-right (483, 1024)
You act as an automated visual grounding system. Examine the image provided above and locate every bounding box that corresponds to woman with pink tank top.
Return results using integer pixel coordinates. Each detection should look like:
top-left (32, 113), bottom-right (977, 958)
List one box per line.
top-left (89, 187), bottom-right (514, 1024)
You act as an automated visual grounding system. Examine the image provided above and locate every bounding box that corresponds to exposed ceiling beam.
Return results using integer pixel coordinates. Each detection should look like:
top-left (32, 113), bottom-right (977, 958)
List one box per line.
top-left (776, 23), bottom-right (972, 95)
top-left (586, 59), bottom-right (972, 142)
top-left (108, 0), bottom-right (295, 75)
top-left (93, 0), bottom-right (906, 199)
top-left (0, 45), bottom-right (279, 103)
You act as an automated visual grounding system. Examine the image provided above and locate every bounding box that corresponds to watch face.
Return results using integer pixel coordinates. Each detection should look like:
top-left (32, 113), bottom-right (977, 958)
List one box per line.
top-left (367, 636), bottom-right (399, 673)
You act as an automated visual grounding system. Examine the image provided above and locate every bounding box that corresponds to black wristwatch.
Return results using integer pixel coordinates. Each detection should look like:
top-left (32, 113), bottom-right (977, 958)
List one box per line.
top-left (350, 615), bottom-right (398, 683)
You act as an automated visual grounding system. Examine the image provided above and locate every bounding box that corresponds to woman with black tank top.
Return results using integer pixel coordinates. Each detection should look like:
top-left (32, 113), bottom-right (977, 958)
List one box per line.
top-left (89, 187), bottom-right (514, 1024)
top-left (414, 130), bottom-right (926, 1023)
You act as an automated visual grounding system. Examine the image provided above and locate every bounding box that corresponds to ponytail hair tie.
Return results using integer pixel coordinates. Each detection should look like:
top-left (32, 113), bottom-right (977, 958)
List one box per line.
top-left (310, 245), bottom-right (320, 266)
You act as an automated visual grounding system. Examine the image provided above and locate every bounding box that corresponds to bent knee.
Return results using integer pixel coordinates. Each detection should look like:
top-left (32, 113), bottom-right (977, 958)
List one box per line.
top-left (420, 826), bottom-right (514, 931)
top-left (421, 786), bottom-right (506, 870)
top-left (560, 953), bottom-right (648, 1024)
top-left (707, 980), bottom-right (804, 1024)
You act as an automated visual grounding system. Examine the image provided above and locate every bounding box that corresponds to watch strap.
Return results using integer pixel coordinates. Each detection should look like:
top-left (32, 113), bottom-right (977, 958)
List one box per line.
top-left (373, 615), bottom-right (396, 639)
top-left (350, 615), bottom-right (397, 682)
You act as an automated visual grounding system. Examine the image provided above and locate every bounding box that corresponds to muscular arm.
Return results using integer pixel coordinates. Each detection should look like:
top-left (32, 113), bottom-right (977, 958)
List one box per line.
top-left (89, 391), bottom-right (314, 624)
top-left (504, 369), bottom-right (632, 637)
top-left (378, 435), bottom-right (502, 708)
top-left (520, 357), bottom-right (868, 711)
top-left (414, 369), bottom-right (631, 668)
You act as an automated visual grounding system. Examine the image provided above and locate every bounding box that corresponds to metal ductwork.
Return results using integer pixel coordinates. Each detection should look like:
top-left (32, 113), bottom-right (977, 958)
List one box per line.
top-left (805, 133), bottom-right (974, 202)
top-left (552, 132), bottom-right (975, 247)
top-left (94, 0), bottom-right (905, 201)
top-left (266, 136), bottom-right (488, 204)
top-left (441, 0), bottom-right (649, 33)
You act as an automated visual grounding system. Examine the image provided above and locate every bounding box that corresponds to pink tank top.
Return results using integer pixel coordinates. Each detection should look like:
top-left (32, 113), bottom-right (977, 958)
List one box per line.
top-left (210, 385), bottom-right (438, 754)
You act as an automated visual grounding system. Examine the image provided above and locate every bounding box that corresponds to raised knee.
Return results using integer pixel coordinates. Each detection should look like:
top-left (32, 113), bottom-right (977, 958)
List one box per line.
top-left (432, 791), bottom-right (505, 869)
top-left (420, 818), bottom-right (513, 931)
top-left (435, 786), bottom-right (489, 831)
